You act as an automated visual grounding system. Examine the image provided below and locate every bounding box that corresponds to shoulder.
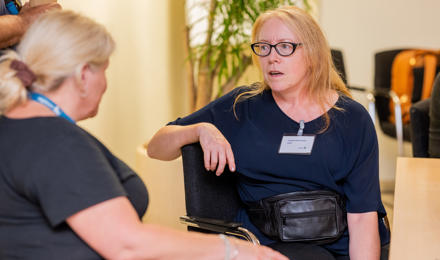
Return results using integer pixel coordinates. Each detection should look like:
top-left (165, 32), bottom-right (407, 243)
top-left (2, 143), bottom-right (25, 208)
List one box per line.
top-left (330, 95), bottom-right (377, 141)
top-left (35, 118), bottom-right (96, 145)
top-left (10, 117), bottom-right (104, 158)
top-left (168, 84), bottom-right (260, 126)
top-left (334, 95), bottom-right (372, 123)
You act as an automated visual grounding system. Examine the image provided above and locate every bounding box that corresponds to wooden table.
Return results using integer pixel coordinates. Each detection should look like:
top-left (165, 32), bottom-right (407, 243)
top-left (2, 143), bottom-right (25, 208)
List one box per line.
top-left (389, 157), bottom-right (440, 260)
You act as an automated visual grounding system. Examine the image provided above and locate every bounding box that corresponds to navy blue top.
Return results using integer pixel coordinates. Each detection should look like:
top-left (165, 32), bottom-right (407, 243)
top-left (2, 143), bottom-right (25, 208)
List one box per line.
top-left (170, 86), bottom-right (390, 255)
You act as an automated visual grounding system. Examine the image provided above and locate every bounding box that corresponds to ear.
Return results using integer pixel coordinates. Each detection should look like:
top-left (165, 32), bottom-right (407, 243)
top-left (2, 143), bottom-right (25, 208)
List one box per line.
top-left (78, 63), bottom-right (91, 98)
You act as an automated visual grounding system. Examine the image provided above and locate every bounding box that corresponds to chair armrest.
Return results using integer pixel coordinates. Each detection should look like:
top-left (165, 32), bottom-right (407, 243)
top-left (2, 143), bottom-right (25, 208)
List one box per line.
top-left (372, 88), bottom-right (405, 156)
top-left (180, 215), bottom-right (260, 245)
top-left (347, 85), bottom-right (368, 92)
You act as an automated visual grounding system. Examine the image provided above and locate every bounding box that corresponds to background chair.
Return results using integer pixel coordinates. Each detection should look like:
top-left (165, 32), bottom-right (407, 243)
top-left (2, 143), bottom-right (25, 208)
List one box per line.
top-left (331, 49), bottom-right (376, 122)
top-left (331, 48), bottom-right (409, 155)
top-left (331, 49), bottom-right (369, 93)
top-left (372, 49), bottom-right (411, 156)
top-left (373, 49), bottom-right (440, 155)
top-left (331, 49), bottom-right (348, 85)
top-left (429, 72), bottom-right (440, 157)
top-left (409, 98), bottom-right (430, 157)
top-left (410, 72), bottom-right (440, 157)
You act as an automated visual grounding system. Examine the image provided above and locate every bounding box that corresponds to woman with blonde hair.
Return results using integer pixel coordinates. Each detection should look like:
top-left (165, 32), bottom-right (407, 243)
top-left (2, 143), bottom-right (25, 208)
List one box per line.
top-left (0, 10), bottom-right (287, 260)
top-left (148, 6), bottom-right (390, 260)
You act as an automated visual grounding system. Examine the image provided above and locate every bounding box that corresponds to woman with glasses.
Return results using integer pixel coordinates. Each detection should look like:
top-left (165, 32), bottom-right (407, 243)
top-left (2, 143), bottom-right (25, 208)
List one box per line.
top-left (148, 6), bottom-right (389, 260)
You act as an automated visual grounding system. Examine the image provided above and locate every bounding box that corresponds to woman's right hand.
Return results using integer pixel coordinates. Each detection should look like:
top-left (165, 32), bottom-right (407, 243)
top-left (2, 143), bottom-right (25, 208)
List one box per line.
top-left (232, 238), bottom-right (289, 260)
top-left (19, 2), bottom-right (62, 27)
top-left (196, 122), bottom-right (235, 175)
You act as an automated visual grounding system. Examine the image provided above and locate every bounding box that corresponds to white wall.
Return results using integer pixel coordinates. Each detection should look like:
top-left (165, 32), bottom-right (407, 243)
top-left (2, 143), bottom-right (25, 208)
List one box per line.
top-left (319, 0), bottom-right (440, 180)
top-left (57, 0), bottom-right (187, 169)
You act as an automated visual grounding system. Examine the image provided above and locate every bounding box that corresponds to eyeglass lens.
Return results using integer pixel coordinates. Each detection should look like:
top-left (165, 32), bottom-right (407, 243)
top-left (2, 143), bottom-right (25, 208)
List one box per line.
top-left (252, 42), bottom-right (298, 57)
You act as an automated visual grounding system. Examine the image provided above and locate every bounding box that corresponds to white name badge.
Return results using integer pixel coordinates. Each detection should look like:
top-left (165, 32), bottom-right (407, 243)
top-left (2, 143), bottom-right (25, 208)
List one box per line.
top-left (278, 134), bottom-right (316, 155)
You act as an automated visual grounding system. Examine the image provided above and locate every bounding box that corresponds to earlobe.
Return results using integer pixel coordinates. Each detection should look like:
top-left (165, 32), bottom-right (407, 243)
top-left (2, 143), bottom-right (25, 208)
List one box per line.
top-left (80, 63), bottom-right (90, 82)
top-left (79, 64), bottom-right (90, 98)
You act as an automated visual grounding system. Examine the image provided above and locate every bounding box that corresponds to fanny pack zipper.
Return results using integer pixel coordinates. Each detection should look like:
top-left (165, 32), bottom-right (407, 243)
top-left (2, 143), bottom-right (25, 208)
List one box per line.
top-left (281, 209), bottom-right (334, 221)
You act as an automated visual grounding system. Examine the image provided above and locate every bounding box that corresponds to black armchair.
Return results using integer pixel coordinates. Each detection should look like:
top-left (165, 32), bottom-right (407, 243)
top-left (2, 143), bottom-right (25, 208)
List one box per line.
top-left (430, 73), bottom-right (440, 157)
top-left (331, 49), bottom-right (370, 93)
top-left (372, 49), bottom-right (411, 156)
top-left (179, 144), bottom-right (339, 259)
top-left (373, 49), bottom-right (440, 155)
top-left (179, 142), bottom-right (390, 260)
top-left (410, 72), bottom-right (440, 157)
top-left (179, 142), bottom-right (259, 243)
top-left (331, 49), bottom-right (376, 122)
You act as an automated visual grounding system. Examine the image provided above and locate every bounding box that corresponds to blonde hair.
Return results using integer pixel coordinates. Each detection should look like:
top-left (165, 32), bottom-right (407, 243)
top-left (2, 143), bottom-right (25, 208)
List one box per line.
top-left (235, 6), bottom-right (350, 131)
top-left (0, 10), bottom-right (115, 115)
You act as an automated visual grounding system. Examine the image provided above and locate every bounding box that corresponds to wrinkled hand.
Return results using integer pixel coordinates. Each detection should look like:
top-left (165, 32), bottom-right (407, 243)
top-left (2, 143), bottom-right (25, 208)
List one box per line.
top-left (197, 123), bottom-right (235, 176)
top-left (232, 238), bottom-right (289, 260)
top-left (19, 2), bottom-right (61, 28)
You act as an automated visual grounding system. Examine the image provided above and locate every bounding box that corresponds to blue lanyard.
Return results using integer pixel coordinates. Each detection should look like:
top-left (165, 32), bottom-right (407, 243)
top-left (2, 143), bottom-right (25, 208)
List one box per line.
top-left (5, 0), bottom-right (21, 15)
top-left (28, 92), bottom-right (75, 123)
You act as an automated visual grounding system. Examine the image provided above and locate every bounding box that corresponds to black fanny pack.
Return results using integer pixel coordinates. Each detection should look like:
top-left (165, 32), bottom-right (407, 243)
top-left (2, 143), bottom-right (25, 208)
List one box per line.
top-left (247, 190), bottom-right (347, 244)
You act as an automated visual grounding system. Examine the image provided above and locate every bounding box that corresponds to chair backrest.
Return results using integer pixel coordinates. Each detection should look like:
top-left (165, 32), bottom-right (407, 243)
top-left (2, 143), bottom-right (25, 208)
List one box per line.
top-left (374, 49), bottom-right (408, 124)
top-left (429, 73), bottom-right (440, 157)
top-left (410, 98), bottom-right (430, 157)
top-left (331, 49), bottom-right (347, 85)
top-left (181, 143), bottom-right (242, 221)
top-left (410, 72), bottom-right (440, 158)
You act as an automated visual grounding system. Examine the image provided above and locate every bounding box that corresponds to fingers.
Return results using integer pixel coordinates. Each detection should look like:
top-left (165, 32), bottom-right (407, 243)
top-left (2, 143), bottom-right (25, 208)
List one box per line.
top-left (209, 150), bottom-right (219, 173)
top-left (21, 2), bottom-right (30, 10)
top-left (203, 149), bottom-right (219, 172)
top-left (203, 149), bottom-right (211, 171)
top-left (198, 123), bottom-right (235, 175)
top-left (215, 151), bottom-right (226, 176)
top-left (262, 247), bottom-right (289, 260)
top-left (19, 2), bottom-right (62, 27)
top-left (205, 145), bottom-right (233, 175)
top-left (233, 240), bottom-right (288, 260)
top-left (41, 3), bottom-right (62, 10)
top-left (32, 3), bottom-right (61, 13)
top-left (226, 145), bottom-right (236, 172)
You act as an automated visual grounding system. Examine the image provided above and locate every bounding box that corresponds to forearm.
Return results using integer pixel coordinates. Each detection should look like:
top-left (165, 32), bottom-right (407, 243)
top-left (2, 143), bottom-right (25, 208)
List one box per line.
top-left (128, 224), bottom-right (225, 260)
top-left (68, 197), bottom-right (286, 260)
top-left (146, 124), bottom-right (202, 160)
top-left (348, 212), bottom-right (380, 260)
top-left (0, 15), bottom-right (25, 48)
top-left (68, 197), bottom-right (225, 260)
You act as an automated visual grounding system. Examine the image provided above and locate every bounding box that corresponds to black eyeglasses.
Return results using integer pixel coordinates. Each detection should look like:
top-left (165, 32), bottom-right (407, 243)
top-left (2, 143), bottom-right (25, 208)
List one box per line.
top-left (250, 42), bottom-right (302, 57)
